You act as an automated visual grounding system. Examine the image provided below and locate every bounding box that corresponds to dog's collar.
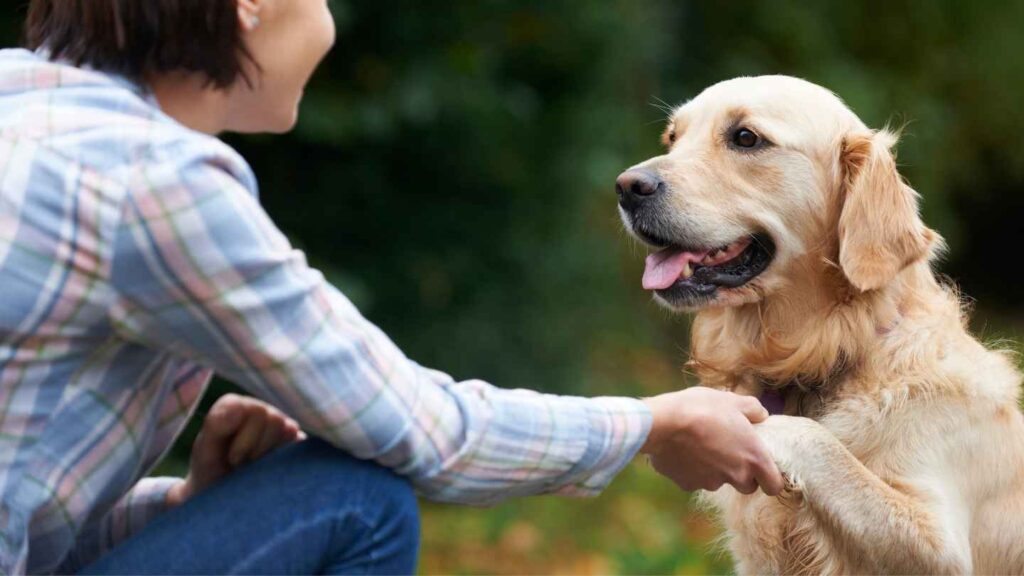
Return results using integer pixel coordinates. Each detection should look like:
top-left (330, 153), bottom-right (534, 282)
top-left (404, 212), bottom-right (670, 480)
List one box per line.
top-left (757, 350), bottom-right (851, 416)
top-left (758, 380), bottom-right (829, 417)
top-left (758, 389), bottom-right (787, 415)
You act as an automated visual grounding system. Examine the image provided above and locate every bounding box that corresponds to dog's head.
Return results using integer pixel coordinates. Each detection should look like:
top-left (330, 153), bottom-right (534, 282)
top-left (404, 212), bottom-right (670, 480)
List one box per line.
top-left (617, 75), bottom-right (938, 311)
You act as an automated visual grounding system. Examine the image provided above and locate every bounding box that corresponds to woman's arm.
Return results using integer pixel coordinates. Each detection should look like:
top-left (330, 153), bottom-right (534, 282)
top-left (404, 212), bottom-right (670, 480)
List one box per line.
top-left (108, 150), bottom-right (651, 504)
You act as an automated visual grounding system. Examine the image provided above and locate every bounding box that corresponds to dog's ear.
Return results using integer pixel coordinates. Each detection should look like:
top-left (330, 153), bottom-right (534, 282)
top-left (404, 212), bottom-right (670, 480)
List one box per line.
top-left (838, 129), bottom-right (936, 291)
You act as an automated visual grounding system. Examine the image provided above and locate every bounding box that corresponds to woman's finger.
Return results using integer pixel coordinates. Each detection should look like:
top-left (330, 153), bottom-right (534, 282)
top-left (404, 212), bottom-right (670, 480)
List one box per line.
top-left (227, 407), bottom-right (267, 467)
top-left (737, 395), bottom-right (770, 423)
top-left (202, 394), bottom-right (247, 441)
top-left (253, 415), bottom-right (287, 457)
top-left (193, 395), bottom-right (247, 467)
top-left (750, 438), bottom-right (785, 496)
top-left (283, 418), bottom-right (306, 441)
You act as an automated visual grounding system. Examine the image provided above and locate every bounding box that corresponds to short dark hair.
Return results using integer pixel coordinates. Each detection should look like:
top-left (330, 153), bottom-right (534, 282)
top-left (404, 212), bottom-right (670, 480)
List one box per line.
top-left (24, 0), bottom-right (254, 88)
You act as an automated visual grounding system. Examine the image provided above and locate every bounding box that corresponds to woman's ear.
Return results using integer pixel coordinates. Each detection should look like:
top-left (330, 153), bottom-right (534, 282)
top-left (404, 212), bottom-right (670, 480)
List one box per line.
top-left (237, 0), bottom-right (262, 32)
top-left (838, 129), bottom-right (937, 292)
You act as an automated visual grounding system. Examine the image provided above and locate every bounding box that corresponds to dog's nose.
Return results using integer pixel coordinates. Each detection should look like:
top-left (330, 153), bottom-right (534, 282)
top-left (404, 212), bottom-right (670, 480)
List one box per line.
top-left (616, 169), bottom-right (663, 211)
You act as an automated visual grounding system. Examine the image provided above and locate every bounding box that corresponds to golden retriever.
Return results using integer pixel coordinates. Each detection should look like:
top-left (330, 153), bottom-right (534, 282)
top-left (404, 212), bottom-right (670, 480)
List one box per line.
top-left (615, 75), bottom-right (1024, 574)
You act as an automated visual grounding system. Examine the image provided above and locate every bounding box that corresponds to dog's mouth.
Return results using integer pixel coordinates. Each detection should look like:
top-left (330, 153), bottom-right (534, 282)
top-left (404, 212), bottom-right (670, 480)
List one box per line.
top-left (640, 232), bottom-right (776, 303)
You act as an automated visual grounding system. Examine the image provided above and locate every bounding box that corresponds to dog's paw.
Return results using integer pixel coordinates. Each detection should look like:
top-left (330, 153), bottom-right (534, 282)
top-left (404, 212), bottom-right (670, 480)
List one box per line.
top-left (754, 415), bottom-right (827, 485)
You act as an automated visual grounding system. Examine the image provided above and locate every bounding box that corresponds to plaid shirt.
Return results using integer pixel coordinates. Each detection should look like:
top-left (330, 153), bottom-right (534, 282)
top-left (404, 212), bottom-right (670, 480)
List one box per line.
top-left (0, 49), bottom-right (651, 574)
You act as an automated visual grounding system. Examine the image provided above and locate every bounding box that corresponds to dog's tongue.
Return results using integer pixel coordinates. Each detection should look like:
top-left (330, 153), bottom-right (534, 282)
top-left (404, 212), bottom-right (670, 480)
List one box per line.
top-left (642, 247), bottom-right (710, 290)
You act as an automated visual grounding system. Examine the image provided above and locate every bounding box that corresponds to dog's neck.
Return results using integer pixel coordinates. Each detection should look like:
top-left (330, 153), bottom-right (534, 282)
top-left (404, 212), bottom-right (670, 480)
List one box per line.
top-left (689, 259), bottom-right (942, 397)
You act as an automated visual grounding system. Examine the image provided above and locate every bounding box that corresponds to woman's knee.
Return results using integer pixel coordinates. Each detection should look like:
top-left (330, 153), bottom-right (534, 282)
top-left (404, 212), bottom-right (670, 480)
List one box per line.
top-left (284, 439), bottom-right (420, 571)
top-left (276, 438), bottom-right (420, 537)
top-left (370, 470), bottom-right (420, 568)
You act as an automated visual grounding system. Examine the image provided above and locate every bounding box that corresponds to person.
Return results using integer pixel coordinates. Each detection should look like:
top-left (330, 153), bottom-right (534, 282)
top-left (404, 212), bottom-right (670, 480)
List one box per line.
top-left (0, 0), bottom-right (784, 573)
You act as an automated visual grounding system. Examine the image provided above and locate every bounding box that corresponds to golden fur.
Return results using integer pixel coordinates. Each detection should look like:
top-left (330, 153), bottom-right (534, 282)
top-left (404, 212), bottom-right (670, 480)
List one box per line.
top-left (625, 76), bottom-right (1024, 574)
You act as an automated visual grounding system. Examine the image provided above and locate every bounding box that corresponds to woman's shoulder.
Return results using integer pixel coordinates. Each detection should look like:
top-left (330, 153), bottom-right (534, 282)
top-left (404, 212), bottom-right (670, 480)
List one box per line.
top-left (0, 49), bottom-right (256, 195)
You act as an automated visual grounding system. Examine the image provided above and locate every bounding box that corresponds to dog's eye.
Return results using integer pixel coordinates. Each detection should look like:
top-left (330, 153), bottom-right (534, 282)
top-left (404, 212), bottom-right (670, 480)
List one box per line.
top-left (731, 128), bottom-right (760, 148)
top-left (664, 128), bottom-right (677, 147)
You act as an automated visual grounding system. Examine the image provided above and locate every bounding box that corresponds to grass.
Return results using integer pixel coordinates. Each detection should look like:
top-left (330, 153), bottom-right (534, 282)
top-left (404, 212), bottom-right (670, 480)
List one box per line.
top-left (418, 462), bottom-right (732, 575)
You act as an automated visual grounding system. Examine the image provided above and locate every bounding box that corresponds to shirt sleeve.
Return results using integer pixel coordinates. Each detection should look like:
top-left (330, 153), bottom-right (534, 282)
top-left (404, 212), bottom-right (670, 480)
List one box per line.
top-left (63, 477), bottom-right (182, 570)
top-left (107, 151), bottom-right (652, 505)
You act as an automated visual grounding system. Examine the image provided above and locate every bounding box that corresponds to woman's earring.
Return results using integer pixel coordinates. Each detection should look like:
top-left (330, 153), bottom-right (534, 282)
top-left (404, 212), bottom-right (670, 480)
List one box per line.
top-left (249, 14), bottom-right (261, 28)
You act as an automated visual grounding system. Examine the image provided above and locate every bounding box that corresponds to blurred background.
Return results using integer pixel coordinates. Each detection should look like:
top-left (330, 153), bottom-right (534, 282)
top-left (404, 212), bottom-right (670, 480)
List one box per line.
top-left (4, 0), bottom-right (1024, 572)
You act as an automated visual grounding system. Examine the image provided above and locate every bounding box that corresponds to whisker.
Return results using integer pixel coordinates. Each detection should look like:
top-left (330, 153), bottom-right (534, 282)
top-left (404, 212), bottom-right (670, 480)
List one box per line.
top-left (649, 95), bottom-right (677, 116)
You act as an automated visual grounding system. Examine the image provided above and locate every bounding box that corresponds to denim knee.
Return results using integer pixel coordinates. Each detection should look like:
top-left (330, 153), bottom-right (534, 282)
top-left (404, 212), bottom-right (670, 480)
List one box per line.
top-left (286, 439), bottom-right (421, 561)
top-left (374, 468), bottom-right (420, 563)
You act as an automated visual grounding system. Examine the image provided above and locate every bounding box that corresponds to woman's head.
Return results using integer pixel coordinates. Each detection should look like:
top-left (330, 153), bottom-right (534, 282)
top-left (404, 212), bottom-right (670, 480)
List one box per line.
top-left (25, 0), bottom-right (336, 133)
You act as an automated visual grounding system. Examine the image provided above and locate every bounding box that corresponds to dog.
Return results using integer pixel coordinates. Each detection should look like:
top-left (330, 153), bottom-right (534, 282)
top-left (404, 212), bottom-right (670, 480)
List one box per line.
top-left (616, 75), bottom-right (1024, 574)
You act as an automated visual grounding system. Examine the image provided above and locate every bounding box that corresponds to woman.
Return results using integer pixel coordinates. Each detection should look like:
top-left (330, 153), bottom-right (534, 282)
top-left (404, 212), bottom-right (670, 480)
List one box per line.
top-left (0, 0), bottom-right (783, 573)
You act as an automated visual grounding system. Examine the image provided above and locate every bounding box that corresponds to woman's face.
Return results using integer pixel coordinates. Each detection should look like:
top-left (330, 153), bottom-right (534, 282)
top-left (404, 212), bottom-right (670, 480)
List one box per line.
top-left (226, 0), bottom-right (336, 133)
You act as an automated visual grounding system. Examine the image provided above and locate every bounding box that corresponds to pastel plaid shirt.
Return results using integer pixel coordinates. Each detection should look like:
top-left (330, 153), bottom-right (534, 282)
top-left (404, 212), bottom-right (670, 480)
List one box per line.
top-left (0, 49), bottom-right (651, 574)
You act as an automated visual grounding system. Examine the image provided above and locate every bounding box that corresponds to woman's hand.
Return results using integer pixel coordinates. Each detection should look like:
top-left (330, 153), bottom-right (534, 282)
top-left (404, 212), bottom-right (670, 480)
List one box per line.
top-left (641, 387), bottom-right (784, 496)
top-left (167, 394), bottom-right (306, 507)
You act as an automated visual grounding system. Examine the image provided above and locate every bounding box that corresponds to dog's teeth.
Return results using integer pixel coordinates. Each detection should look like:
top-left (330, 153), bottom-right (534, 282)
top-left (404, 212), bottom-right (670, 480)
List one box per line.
top-left (680, 262), bottom-right (693, 279)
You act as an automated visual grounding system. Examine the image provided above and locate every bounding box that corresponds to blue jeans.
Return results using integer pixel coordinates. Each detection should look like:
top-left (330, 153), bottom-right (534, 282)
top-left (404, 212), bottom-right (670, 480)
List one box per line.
top-left (78, 439), bottom-right (420, 575)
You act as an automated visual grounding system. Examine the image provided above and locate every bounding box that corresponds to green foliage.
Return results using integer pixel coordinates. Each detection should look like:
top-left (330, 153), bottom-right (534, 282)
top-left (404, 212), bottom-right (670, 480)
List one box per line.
top-left (237, 0), bottom-right (687, 395)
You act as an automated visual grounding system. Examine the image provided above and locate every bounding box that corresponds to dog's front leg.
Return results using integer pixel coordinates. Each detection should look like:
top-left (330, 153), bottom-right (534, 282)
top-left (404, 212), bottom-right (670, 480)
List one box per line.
top-left (755, 415), bottom-right (971, 575)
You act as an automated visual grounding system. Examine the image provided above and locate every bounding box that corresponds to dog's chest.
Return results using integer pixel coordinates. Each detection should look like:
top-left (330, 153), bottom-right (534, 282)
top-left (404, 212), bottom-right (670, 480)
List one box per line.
top-left (714, 488), bottom-right (867, 575)
top-left (715, 393), bottom-right (887, 574)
